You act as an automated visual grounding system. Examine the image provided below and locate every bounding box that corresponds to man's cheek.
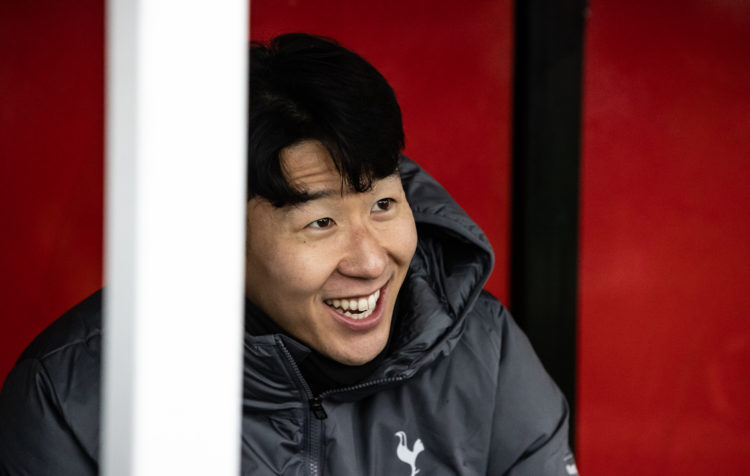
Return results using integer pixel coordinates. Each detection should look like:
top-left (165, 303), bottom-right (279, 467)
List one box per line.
top-left (275, 254), bottom-right (331, 291)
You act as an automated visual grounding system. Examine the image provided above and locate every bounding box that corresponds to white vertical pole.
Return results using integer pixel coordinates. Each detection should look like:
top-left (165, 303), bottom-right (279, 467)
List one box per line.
top-left (102, 1), bottom-right (247, 475)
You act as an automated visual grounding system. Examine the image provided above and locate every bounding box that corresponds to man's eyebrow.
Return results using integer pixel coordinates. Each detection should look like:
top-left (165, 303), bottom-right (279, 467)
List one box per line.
top-left (300, 188), bottom-right (337, 201)
top-left (285, 187), bottom-right (340, 208)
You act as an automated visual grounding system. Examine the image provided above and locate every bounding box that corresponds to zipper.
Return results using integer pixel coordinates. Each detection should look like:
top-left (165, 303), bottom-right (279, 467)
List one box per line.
top-left (319, 375), bottom-right (406, 400)
top-left (277, 337), bottom-right (323, 476)
top-left (276, 336), bottom-right (408, 475)
top-left (309, 396), bottom-right (327, 419)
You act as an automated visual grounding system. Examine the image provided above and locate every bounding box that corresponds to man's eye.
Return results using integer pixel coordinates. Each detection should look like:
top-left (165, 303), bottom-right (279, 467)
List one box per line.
top-left (307, 217), bottom-right (334, 229)
top-left (372, 198), bottom-right (395, 212)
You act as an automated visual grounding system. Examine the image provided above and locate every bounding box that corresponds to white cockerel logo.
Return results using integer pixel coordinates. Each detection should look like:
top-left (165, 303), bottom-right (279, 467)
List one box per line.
top-left (394, 431), bottom-right (424, 476)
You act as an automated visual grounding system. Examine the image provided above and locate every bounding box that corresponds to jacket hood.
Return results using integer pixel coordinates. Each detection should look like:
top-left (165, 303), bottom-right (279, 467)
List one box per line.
top-left (399, 155), bottom-right (495, 315)
top-left (368, 156), bottom-right (494, 381)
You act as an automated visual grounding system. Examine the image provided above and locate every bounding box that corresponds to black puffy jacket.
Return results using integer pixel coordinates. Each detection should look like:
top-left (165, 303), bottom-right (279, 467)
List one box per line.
top-left (0, 157), bottom-right (577, 475)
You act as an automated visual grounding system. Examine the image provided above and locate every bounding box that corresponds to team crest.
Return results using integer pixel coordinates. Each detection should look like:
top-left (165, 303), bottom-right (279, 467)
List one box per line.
top-left (395, 431), bottom-right (424, 476)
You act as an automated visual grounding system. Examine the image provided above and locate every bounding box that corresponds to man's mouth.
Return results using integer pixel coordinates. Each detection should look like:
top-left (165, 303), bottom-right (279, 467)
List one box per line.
top-left (324, 289), bottom-right (381, 320)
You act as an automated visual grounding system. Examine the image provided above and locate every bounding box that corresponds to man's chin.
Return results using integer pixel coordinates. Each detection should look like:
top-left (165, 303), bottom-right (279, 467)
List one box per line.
top-left (322, 341), bottom-right (387, 366)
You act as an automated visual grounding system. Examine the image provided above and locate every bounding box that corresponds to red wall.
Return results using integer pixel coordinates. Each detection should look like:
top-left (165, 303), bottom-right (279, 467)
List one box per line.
top-left (0, 0), bottom-right (104, 385)
top-left (578, 0), bottom-right (750, 473)
top-left (0, 2), bottom-right (513, 385)
top-left (5, 0), bottom-right (749, 470)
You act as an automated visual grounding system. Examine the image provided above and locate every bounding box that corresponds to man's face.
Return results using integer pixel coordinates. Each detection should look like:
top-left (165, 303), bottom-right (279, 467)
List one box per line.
top-left (245, 140), bottom-right (418, 365)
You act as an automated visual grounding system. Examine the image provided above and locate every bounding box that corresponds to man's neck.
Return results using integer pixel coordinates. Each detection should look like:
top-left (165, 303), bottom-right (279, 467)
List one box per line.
top-left (244, 298), bottom-right (397, 396)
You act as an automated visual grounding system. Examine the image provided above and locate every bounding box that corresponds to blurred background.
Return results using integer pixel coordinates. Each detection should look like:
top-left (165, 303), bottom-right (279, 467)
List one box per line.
top-left (1, 0), bottom-right (748, 473)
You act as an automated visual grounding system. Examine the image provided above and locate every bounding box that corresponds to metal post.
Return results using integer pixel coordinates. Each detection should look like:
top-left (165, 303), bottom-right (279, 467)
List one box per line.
top-left (103, 1), bottom-right (248, 474)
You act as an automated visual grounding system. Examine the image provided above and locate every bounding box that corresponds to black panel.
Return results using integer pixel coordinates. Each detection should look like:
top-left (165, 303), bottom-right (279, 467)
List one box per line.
top-left (511, 0), bottom-right (587, 447)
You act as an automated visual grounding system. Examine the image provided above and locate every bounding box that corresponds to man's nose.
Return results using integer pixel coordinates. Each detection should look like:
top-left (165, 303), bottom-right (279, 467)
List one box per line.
top-left (337, 225), bottom-right (387, 279)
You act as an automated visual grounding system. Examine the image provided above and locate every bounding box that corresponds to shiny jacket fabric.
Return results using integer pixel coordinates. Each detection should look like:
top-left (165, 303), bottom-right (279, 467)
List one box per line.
top-left (0, 157), bottom-right (576, 475)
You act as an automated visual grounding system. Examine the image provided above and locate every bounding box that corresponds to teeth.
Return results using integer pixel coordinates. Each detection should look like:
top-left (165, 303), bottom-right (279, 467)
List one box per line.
top-left (325, 289), bottom-right (381, 318)
top-left (342, 307), bottom-right (375, 320)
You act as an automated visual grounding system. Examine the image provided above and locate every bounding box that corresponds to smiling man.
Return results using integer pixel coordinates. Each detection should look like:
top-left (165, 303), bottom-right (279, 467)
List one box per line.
top-left (237, 34), bottom-right (578, 475)
top-left (0, 33), bottom-right (576, 475)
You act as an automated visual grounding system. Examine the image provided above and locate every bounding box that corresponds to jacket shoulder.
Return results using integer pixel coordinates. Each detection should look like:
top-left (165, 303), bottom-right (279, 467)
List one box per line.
top-left (453, 291), bottom-right (576, 474)
top-left (470, 292), bottom-right (575, 475)
top-left (461, 289), bottom-right (508, 350)
top-left (0, 290), bottom-right (103, 474)
top-left (18, 289), bottom-right (103, 364)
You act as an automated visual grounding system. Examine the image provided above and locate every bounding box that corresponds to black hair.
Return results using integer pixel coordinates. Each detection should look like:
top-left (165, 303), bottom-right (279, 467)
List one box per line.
top-left (248, 33), bottom-right (405, 207)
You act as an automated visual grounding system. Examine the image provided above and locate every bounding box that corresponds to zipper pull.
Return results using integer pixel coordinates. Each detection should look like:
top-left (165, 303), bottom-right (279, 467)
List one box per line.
top-left (309, 396), bottom-right (328, 420)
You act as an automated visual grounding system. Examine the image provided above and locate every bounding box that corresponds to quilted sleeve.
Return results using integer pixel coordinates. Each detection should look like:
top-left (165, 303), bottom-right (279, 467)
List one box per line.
top-left (486, 307), bottom-right (579, 476)
top-left (0, 357), bottom-right (97, 476)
